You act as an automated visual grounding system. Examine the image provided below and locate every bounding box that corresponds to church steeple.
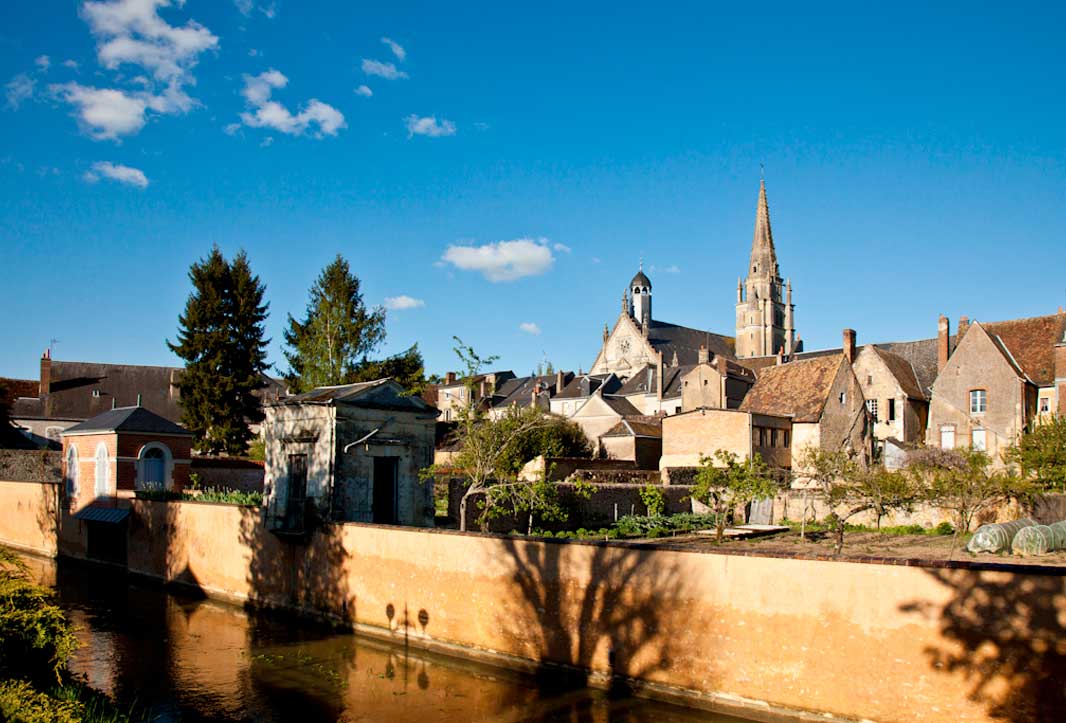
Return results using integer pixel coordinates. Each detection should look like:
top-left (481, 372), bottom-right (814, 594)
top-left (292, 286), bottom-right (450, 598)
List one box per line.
top-left (749, 179), bottom-right (779, 279)
top-left (736, 178), bottom-right (795, 358)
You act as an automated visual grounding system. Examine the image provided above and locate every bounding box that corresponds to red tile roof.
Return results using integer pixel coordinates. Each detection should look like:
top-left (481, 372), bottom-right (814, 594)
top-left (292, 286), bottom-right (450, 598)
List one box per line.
top-left (739, 355), bottom-right (844, 423)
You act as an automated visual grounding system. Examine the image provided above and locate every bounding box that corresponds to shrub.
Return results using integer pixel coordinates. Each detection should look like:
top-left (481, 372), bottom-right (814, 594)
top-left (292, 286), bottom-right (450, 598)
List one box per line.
top-left (639, 484), bottom-right (665, 517)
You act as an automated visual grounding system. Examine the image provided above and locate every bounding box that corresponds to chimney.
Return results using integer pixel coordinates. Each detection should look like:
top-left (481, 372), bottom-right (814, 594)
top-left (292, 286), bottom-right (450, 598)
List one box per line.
top-left (958, 315), bottom-right (970, 341)
top-left (842, 329), bottom-right (856, 364)
top-left (39, 350), bottom-right (52, 398)
top-left (479, 379), bottom-right (488, 399)
top-left (556, 370), bottom-right (564, 393)
top-left (776, 347), bottom-right (784, 365)
top-left (445, 371), bottom-right (456, 385)
top-left (697, 344), bottom-right (709, 365)
top-left (656, 352), bottom-right (664, 401)
top-left (937, 315), bottom-right (950, 372)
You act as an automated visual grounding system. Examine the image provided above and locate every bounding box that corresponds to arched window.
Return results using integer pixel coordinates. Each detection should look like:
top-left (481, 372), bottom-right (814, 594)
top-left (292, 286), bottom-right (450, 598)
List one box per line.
top-left (65, 446), bottom-right (79, 502)
top-left (94, 443), bottom-right (111, 498)
top-left (137, 442), bottom-right (173, 490)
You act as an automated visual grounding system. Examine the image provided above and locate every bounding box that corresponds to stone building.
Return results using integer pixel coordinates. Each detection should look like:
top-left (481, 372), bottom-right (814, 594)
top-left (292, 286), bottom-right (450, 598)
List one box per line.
top-left (660, 408), bottom-right (792, 471)
top-left (549, 373), bottom-right (621, 417)
top-left (852, 343), bottom-right (929, 452)
top-left (926, 313), bottom-right (1066, 460)
top-left (738, 339), bottom-right (870, 468)
top-left (60, 405), bottom-right (194, 510)
top-left (735, 180), bottom-right (797, 358)
top-left (599, 417), bottom-right (663, 469)
top-left (263, 379), bottom-right (437, 533)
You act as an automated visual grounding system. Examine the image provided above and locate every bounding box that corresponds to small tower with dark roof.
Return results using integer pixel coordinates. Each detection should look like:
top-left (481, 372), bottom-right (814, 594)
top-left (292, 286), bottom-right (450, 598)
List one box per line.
top-left (630, 263), bottom-right (652, 327)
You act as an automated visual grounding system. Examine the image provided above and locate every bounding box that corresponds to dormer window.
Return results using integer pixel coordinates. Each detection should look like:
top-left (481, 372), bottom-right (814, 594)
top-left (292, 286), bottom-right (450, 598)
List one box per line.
top-left (969, 389), bottom-right (987, 414)
top-left (92, 389), bottom-right (101, 398)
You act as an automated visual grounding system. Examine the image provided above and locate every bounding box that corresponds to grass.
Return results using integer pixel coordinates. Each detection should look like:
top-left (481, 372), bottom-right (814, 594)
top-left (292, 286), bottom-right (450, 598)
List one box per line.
top-left (135, 486), bottom-right (263, 506)
top-left (779, 519), bottom-right (956, 536)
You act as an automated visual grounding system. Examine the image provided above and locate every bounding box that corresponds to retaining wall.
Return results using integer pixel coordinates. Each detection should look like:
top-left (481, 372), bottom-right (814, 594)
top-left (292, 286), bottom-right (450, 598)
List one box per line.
top-left (1, 478), bottom-right (1063, 722)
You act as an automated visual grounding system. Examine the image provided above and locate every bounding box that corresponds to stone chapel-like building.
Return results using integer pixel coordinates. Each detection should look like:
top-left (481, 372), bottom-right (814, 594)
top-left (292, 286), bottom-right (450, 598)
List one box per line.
top-left (590, 179), bottom-right (798, 380)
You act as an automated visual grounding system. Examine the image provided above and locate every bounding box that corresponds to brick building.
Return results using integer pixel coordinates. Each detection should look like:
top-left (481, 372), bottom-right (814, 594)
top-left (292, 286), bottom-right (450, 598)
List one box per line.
top-left (60, 406), bottom-right (194, 510)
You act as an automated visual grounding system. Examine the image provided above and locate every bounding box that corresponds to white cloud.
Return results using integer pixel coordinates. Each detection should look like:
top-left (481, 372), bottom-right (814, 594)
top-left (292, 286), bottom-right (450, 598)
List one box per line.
top-left (404, 114), bottom-right (456, 138)
top-left (441, 238), bottom-right (555, 282)
top-left (237, 69), bottom-right (346, 138)
top-left (223, 121), bottom-right (241, 135)
top-left (380, 37), bottom-right (406, 61)
top-left (259, 135), bottom-right (273, 147)
top-left (234, 0), bottom-right (253, 14)
top-left (63, 59), bottom-right (80, 70)
top-left (591, 256), bottom-right (602, 264)
top-left (361, 58), bottom-right (407, 80)
top-left (83, 160), bottom-right (149, 188)
top-left (235, 0), bottom-right (277, 19)
top-left (354, 84), bottom-right (372, 97)
top-left (35, 55), bottom-right (51, 71)
top-left (519, 322), bottom-right (541, 335)
top-left (5, 74), bottom-right (35, 109)
top-left (384, 295), bottom-right (425, 311)
top-left (248, 48), bottom-right (260, 57)
top-left (51, 83), bottom-right (149, 139)
top-left (553, 243), bottom-right (571, 253)
top-left (80, 0), bottom-right (219, 113)
top-left (650, 264), bottom-right (681, 274)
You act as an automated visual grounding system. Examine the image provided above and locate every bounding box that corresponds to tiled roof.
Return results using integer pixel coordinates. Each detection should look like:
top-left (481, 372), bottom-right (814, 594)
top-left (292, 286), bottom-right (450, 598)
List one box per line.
top-left (276, 378), bottom-right (435, 413)
top-left (600, 395), bottom-right (643, 417)
top-left (491, 373), bottom-right (570, 409)
top-left (601, 416), bottom-right (663, 439)
top-left (62, 406), bottom-right (192, 436)
top-left (0, 378), bottom-right (39, 401)
top-left (282, 380), bottom-right (387, 403)
top-left (739, 355), bottom-right (844, 423)
top-left (872, 347), bottom-right (926, 401)
top-left (556, 374), bottom-right (618, 400)
top-left (984, 314), bottom-right (1065, 387)
top-left (874, 338), bottom-right (943, 397)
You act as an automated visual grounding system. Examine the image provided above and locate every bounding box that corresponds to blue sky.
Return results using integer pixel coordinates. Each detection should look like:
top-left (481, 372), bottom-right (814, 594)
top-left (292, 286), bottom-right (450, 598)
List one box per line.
top-left (1, 1), bottom-right (1064, 381)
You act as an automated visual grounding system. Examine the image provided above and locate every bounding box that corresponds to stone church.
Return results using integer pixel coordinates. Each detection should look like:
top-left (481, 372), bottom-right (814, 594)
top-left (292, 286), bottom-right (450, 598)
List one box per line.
top-left (590, 179), bottom-right (798, 380)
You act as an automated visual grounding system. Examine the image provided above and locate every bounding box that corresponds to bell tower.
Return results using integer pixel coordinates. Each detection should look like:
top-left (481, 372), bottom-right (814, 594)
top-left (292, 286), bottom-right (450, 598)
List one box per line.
top-left (735, 179), bottom-right (795, 358)
top-left (630, 263), bottom-right (652, 327)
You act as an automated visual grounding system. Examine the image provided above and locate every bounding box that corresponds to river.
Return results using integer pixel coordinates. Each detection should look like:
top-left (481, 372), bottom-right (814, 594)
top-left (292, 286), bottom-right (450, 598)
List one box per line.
top-left (27, 556), bottom-right (761, 723)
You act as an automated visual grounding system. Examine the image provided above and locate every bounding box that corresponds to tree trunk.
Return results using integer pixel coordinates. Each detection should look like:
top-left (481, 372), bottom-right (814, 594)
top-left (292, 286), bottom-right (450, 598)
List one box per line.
top-left (528, 511), bottom-right (534, 536)
top-left (459, 492), bottom-right (469, 532)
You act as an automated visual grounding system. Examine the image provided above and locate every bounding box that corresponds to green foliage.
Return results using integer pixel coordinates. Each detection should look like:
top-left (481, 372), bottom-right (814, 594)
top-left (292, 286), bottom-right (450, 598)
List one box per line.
top-left (909, 447), bottom-right (1037, 537)
top-left (496, 414), bottom-right (593, 475)
top-left (283, 255), bottom-right (387, 393)
top-left (693, 450), bottom-right (777, 541)
top-left (1004, 415), bottom-right (1066, 491)
top-left (349, 344), bottom-right (427, 396)
top-left (0, 549), bottom-right (77, 688)
top-left (0, 679), bottom-right (82, 723)
top-left (613, 513), bottom-right (720, 539)
top-left (185, 487), bottom-right (263, 506)
top-left (168, 246), bottom-right (269, 455)
top-left (247, 437), bottom-right (266, 461)
top-left (638, 484), bottom-right (665, 517)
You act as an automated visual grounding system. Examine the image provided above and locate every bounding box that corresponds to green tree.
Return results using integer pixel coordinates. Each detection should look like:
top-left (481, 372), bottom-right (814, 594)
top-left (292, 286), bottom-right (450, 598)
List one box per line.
top-left (350, 344), bottom-right (427, 396)
top-left (693, 450), bottom-right (777, 542)
top-left (908, 447), bottom-right (1037, 553)
top-left (1004, 415), bottom-right (1066, 491)
top-left (496, 414), bottom-right (592, 474)
top-left (283, 255), bottom-right (385, 392)
top-left (168, 246), bottom-right (269, 455)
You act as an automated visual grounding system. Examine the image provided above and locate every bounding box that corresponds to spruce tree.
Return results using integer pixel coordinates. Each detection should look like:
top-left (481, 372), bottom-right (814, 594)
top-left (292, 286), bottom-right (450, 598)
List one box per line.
top-left (168, 246), bottom-right (269, 455)
top-left (283, 255), bottom-right (386, 392)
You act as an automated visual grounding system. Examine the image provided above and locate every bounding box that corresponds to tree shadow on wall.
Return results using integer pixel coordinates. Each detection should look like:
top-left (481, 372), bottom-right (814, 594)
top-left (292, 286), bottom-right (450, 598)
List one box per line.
top-left (900, 568), bottom-right (1066, 722)
top-left (493, 537), bottom-right (692, 721)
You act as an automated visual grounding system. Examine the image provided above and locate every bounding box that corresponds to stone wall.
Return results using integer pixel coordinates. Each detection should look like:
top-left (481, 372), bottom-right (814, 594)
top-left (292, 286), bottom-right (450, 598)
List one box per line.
top-left (0, 449), bottom-right (61, 483)
top-left (191, 457), bottom-right (264, 493)
top-left (445, 479), bottom-right (693, 532)
top-left (3, 478), bottom-right (1065, 722)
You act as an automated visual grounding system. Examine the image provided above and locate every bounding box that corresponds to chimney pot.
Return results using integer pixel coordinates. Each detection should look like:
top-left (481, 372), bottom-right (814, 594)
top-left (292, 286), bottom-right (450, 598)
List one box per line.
top-left (842, 329), bottom-right (857, 364)
top-left (445, 371), bottom-right (456, 385)
top-left (958, 315), bottom-right (970, 341)
top-left (697, 344), bottom-right (709, 365)
top-left (937, 315), bottom-right (951, 372)
top-left (556, 370), bottom-right (564, 393)
top-left (39, 353), bottom-right (52, 398)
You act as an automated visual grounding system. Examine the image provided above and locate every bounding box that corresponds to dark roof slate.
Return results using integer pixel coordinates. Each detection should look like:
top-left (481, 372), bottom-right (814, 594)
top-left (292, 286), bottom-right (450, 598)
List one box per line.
top-left (62, 406), bottom-right (192, 436)
top-left (646, 321), bottom-right (736, 365)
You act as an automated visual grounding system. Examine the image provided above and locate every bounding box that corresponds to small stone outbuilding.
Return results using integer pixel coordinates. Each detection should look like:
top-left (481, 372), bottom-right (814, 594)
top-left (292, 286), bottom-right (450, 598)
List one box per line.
top-left (263, 379), bottom-right (438, 532)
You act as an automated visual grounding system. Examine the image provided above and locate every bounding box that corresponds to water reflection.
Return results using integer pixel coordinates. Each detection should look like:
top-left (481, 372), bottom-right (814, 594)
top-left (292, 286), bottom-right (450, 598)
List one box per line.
top-left (28, 556), bottom-right (753, 723)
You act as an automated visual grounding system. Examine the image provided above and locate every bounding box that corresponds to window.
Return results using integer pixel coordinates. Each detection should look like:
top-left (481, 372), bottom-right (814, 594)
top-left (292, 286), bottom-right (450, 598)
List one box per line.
top-left (839, 392), bottom-right (847, 405)
top-left (1039, 397), bottom-right (1051, 413)
top-left (94, 443), bottom-right (111, 498)
top-left (92, 389), bottom-right (101, 398)
top-left (866, 399), bottom-right (878, 422)
top-left (887, 398), bottom-right (896, 422)
top-left (783, 430), bottom-right (790, 447)
top-left (940, 426), bottom-right (956, 450)
top-left (972, 428), bottom-right (987, 451)
top-left (970, 389), bottom-right (987, 414)
top-left (65, 446), bottom-right (79, 503)
top-left (137, 443), bottom-right (172, 491)
top-left (866, 375), bottom-right (873, 386)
